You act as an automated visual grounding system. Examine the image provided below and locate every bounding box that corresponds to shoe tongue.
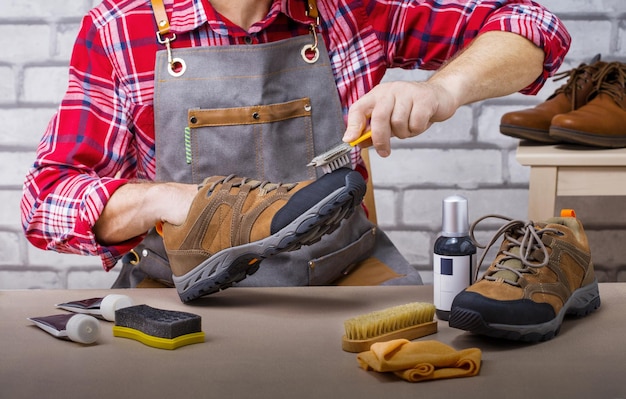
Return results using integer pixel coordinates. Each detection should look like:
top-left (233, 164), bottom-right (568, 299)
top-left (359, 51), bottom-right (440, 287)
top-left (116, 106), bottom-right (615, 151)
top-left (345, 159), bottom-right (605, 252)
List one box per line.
top-left (493, 246), bottom-right (524, 282)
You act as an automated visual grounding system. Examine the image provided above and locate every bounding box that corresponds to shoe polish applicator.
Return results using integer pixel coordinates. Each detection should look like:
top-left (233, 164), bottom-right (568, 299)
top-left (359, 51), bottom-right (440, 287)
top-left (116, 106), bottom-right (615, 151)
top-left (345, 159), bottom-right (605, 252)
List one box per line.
top-left (113, 304), bottom-right (205, 350)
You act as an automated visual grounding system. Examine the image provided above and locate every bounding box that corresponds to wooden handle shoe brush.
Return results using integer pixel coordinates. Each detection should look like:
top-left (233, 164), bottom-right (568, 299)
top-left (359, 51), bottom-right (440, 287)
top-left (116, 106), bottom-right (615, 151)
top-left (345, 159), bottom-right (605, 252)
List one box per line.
top-left (342, 302), bottom-right (437, 353)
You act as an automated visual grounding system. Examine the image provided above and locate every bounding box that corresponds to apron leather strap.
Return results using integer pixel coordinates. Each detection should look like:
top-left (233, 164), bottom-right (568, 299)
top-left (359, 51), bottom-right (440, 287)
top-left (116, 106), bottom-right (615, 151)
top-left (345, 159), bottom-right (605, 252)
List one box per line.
top-left (150, 0), bottom-right (171, 36)
top-left (150, 1), bottom-right (318, 34)
top-left (306, 0), bottom-right (319, 19)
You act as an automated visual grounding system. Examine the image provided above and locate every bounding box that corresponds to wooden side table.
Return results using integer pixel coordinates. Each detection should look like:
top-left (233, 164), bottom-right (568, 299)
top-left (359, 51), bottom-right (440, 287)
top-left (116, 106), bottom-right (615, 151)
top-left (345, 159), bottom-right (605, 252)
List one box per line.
top-left (515, 141), bottom-right (626, 221)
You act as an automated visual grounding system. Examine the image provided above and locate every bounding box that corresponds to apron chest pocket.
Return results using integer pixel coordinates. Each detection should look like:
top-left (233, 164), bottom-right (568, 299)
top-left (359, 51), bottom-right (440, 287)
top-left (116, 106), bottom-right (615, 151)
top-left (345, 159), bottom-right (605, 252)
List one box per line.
top-left (187, 98), bottom-right (316, 183)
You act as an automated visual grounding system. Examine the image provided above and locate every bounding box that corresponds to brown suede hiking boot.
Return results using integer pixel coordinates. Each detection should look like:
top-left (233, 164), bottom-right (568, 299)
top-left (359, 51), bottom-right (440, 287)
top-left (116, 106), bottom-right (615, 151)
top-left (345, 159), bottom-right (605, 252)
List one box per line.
top-left (550, 62), bottom-right (626, 148)
top-left (161, 168), bottom-right (366, 302)
top-left (448, 210), bottom-right (600, 342)
top-left (500, 55), bottom-right (604, 143)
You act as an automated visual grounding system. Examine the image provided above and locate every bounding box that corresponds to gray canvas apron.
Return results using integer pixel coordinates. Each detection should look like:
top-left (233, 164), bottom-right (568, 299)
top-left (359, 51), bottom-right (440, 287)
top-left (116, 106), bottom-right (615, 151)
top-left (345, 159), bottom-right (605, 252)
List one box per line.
top-left (113, 10), bottom-right (422, 288)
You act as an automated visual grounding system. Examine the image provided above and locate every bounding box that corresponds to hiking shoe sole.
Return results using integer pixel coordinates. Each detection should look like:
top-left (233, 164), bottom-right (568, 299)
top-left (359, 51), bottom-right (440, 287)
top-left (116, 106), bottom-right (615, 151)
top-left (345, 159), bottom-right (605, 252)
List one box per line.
top-left (172, 171), bottom-right (366, 302)
top-left (449, 279), bottom-right (601, 342)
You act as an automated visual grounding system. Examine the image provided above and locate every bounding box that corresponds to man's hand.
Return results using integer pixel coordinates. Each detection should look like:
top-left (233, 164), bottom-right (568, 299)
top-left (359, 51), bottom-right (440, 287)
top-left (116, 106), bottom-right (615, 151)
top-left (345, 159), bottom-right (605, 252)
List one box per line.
top-left (343, 31), bottom-right (545, 157)
top-left (343, 80), bottom-right (458, 157)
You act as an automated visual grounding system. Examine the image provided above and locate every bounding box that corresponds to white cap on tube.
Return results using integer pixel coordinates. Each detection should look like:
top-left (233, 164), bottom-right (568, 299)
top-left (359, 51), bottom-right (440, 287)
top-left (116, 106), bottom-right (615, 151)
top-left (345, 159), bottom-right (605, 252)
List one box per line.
top-left (65, 314), bottom-right (101, 344)
top-left (100, 294), bottom-right (134, 322)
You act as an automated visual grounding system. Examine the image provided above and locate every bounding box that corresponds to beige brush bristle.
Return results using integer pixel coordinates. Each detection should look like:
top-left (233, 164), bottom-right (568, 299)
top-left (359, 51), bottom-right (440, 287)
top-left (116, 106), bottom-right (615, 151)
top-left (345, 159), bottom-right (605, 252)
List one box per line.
top-left (342, 302), bottom-right (437, 353)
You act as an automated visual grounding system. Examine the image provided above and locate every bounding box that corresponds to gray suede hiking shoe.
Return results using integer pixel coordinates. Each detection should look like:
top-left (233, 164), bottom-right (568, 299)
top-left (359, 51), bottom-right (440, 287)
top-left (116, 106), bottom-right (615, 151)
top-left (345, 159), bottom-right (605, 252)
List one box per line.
top-left (161, 168), bottom-right (366, 302)
top-left (449, 210), bottom-right (600, 342)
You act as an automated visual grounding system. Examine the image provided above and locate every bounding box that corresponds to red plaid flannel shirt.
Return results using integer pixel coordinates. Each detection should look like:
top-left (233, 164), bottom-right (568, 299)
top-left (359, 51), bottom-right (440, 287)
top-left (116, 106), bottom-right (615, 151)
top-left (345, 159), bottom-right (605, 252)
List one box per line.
top-left (21, 0), bottom-right (570, 270)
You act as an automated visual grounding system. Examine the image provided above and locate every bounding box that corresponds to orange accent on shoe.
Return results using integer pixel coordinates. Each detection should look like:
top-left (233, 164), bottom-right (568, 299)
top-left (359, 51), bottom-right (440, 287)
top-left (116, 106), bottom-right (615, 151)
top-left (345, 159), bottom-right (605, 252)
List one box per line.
top-left (560, 209), bottom-right (576, 218)
top-left (155, 221), bottom-right (164, 236)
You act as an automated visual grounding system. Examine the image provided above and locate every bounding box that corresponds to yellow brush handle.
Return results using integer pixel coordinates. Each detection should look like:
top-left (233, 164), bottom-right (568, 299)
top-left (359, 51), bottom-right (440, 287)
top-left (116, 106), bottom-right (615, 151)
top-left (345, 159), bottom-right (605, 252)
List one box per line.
top-left (349, 130), bottom-right (372, 147)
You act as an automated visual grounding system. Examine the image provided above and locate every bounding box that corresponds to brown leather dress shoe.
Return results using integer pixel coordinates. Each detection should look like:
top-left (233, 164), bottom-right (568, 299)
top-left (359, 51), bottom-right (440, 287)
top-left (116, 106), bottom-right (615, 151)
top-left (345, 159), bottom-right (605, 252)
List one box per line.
top-left (500, 56), bottom-right (604, 143)
top-left (550, 62), bottom-right (626, 148)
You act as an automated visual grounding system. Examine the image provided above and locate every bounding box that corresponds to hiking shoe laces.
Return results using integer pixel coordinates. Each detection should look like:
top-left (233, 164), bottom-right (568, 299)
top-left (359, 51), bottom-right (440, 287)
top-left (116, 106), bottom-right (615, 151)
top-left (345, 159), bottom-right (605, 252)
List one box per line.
top-left (200, 175), bottom-right (296, 196)
top-left (468, 215), bottom-right (557, 286)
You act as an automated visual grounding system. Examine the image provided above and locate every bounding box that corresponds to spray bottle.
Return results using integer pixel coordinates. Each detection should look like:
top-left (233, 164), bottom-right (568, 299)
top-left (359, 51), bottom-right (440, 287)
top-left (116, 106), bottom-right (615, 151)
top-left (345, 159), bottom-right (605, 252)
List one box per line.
top-left (433, 195), bottom-right (476, 321)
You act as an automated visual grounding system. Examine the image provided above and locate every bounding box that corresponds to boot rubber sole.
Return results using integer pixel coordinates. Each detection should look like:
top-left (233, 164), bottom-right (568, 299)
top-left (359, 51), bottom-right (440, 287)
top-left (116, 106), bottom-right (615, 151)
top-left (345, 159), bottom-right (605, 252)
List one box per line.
top-left (448, 279), bottom-right (601, 342)
top-left (172, 171), bottom-right (366, 302)
top-left (500, 124), bottom-right (560, 144)
top-left (549, 127), bottom-right (626, 148)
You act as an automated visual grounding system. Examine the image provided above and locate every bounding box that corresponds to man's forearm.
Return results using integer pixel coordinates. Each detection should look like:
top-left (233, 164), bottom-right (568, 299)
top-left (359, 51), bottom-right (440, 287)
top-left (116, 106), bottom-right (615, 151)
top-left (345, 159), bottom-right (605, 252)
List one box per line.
top-left (93, 181), bottom-right (197, 245)
top-left (427, 30), bottom-right (545, 111)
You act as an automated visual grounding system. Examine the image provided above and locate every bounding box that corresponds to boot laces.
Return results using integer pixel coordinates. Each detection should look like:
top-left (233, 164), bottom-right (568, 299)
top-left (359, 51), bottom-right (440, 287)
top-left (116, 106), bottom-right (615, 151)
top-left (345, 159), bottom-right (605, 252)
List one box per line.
top-left (200, 175), bottom-right (297, 196)
top-left (592, 61), bottom-right (626, 107)
top-left (469, 215), bottom-right (560, 286)
top-left (552, 61), bottom-right (601, 109)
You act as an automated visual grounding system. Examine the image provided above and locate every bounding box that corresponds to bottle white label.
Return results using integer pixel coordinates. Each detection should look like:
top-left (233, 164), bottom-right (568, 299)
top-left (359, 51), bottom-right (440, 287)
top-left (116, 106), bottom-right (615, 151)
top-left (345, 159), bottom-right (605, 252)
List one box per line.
top-left (433, 254), bottom-right (472, 311)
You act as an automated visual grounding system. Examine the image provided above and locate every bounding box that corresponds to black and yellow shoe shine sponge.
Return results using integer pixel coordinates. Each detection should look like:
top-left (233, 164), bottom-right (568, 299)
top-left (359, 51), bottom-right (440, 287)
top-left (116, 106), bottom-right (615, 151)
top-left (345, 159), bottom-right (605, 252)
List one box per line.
top-left (113, 304), bottom-right (205, 350)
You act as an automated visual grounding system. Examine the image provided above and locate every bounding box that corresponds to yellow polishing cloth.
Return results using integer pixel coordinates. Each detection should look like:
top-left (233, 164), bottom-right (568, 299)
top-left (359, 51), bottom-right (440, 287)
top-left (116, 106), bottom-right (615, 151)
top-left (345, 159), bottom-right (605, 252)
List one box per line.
top-left (356, 339), bottom-right (481, 382)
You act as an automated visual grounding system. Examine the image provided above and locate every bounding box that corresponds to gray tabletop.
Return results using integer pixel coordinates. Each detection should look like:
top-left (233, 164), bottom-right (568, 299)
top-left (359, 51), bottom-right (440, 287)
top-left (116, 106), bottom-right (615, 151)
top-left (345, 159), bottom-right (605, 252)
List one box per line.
top-left (1, 284), bottom-right (624, 399)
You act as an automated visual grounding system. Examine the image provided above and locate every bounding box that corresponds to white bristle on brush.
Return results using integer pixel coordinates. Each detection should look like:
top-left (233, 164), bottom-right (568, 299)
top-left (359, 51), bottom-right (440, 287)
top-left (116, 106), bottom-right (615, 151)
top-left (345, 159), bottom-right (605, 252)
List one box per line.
top-left (308, 131), bottom-right (372, 173)
top-left (320, 154), bottom-right (351, 174)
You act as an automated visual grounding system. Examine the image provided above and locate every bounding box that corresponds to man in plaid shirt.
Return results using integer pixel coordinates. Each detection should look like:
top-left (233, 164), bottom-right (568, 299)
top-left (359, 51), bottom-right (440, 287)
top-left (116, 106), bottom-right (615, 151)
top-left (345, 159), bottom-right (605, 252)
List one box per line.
top-left (21, 0), bottom-right (569, 291)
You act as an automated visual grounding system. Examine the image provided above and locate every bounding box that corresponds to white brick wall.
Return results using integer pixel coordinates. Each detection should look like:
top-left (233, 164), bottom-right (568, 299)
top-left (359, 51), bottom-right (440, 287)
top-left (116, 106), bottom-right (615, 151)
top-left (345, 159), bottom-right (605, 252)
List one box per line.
top-left (1, 0), bottom-right (625, 289)
top-left (0, 0), bottom-right (115, 289)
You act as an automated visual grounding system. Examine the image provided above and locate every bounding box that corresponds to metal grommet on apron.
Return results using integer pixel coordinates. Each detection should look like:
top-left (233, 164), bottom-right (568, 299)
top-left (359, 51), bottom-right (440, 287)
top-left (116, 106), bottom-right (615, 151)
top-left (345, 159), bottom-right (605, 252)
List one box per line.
top-left (127, 0), bottom-right (420, 288)
top-left (156, 32), bottom-right (187, 77)
top-left (128, 249), bottom-right (140, 265)
top-left (151, 0), bottom-right (186, 77)
top-left (301, 13), bottom-right (320, 64)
